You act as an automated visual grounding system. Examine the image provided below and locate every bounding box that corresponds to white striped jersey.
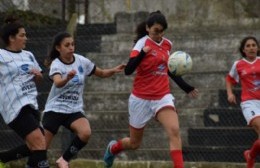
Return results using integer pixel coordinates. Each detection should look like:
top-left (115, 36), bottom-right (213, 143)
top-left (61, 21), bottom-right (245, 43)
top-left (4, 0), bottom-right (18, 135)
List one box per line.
top-left (0, 49), bottom-right (41, 124)
top-left (43, 54), bottom-right (95, 114)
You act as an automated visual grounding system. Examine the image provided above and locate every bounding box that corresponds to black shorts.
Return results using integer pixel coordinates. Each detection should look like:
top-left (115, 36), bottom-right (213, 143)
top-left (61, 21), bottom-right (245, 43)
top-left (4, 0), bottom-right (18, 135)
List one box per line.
top-left (42, 112), bottom-right (86, 135)
top-left (8, 105), bottom-right (41, 139)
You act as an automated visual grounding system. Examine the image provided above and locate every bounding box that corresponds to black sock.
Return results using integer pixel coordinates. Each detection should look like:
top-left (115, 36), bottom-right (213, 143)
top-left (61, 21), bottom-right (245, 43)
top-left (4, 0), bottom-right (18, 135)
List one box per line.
top-left (27, 150), bottom-right (49, 168)
top-left (63, 136), bottom-right (87, 161)
top-left (0, 144), bottom-right (31, 163)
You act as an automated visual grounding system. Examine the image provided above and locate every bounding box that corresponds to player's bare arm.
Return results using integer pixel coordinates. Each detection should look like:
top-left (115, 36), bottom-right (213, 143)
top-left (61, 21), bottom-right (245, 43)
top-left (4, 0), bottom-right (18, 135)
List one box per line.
top-left (226, 81), bottom-right (237, 104)
top-left (94, 64), bottom-right (125, 78)
top-left (52, 69), bottom-right (76, 88)
top-left (31, 68), bottom-right (43, 84)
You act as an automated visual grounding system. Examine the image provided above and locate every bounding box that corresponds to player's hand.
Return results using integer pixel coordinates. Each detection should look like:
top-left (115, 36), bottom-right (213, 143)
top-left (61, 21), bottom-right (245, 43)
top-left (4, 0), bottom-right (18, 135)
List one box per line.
top-left (30, 69), bottom-right (42, 78)
top-left (113, 64), bottom-right (126, 73)
top-left (227, 93), bottom-right (237, 104)
top-left (143, 46), bottom-right (152, 53)
top-left (188, 88), bottom-right (198, 98)
top-left (67, 70), bottom-right (77, 80)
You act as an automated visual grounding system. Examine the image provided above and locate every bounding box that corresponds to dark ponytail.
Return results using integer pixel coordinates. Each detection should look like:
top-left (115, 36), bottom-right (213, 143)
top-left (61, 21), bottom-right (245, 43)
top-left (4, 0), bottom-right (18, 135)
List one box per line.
top-left (45, 32), bottom-right (72, 68)
top-left (133, 10), bottom-right (168, 43)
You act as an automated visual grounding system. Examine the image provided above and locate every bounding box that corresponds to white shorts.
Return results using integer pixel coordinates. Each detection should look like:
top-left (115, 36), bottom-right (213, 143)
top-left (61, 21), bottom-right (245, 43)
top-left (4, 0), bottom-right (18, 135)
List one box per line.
top-left (128, 93), bottom-right (175, 129)
top-left (241, 100), bottom-right (260, 125)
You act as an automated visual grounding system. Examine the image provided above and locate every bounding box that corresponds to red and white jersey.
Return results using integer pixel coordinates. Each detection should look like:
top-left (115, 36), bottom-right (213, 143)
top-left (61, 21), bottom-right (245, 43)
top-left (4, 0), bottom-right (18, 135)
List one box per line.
top-left (130, 35), bottom-right (172, 100)
top-left (226, 57), bottom-right (260, 102)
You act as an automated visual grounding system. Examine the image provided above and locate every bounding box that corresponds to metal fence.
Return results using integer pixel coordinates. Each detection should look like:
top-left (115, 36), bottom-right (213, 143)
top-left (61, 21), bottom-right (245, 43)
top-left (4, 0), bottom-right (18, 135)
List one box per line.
top-left (1, 0), bottom-right (260, 165)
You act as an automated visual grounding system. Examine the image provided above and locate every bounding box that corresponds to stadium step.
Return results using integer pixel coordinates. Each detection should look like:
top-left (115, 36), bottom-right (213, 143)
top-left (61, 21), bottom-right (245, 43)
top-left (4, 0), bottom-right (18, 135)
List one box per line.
top-left (188, 127), bottom-right (256, 146)
top-left (37, 88), bottom-right (221, 112)
top-left (183, 146), bottom-right (260, 162)
top-left (53, 128), bottom-right (256, 162)
top-left (85, 108), bottom-right (205, 130)
top-left (100, 29), bottom-right (260, 53)
top-left (85, 51), bottom-right (233, 73)
top-left (217, 89), bottom-right (241, 107)
top-left (204, 108), bottom-right (246, 127)
top-left (70, 72), bottom-right (227, 92)
top-left (76, 23), bottom-right (117, 35)
top-left (1, 13), bottom-right (257, 164)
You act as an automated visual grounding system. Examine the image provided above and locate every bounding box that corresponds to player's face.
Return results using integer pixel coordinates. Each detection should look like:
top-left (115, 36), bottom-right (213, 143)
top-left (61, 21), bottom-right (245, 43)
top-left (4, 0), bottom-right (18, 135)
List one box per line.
top-left (243, 39), bottom-right (258, 60)
top-left (146, 23), bottom-right (164, 43)
top-left (56, 37), bottom-right (75, 59)
top-left (9, 28), bottom-right (27, 51)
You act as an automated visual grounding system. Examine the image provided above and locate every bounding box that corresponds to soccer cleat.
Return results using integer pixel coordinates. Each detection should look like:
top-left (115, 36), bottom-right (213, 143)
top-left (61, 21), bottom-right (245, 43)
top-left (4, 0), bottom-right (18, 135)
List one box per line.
top-left (0, 162), bottom-right (6, 168)
top-left (104, 140), bottom-right (117, 168)
top-left (56, 156), bottom-right (69, 168)
top-left (244, 150), bottom-right (255, 168)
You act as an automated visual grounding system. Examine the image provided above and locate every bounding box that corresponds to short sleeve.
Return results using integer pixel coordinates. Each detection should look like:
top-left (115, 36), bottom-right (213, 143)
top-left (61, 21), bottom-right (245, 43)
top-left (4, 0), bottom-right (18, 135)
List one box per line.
top-left (227, 61), bottom-right (239, 84)
top-left (78, 55), bottom-right (95, 76)
top-left (49, 60), bottom-right (62, 78)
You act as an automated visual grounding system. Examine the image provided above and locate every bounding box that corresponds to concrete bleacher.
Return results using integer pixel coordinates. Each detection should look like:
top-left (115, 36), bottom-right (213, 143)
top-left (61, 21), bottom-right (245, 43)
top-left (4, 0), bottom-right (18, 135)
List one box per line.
top-left (78, 12), bottom-right (260, 163)
top-left (1, 11), bottom-right (260, 167)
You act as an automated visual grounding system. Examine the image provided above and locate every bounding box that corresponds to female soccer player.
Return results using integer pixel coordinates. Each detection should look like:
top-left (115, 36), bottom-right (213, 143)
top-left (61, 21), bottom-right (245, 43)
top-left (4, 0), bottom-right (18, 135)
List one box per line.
top-left (103, 11), bottom-right (198, 168)
top-left (0, 17), bottom-right (49, 168)
top-left (42, 31), bottom-right (125, 168)
top-left (226, 36), bottom-right (260, 168)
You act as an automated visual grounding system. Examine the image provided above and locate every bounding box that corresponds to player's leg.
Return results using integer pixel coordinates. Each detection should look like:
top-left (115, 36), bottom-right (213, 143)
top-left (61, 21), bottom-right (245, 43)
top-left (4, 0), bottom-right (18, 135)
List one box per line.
top-left (57, 113), bottom-right (90, 168)
top-left (104, 127), bottom-right (144, 168)
top-left (104, 93), bottom-right (150, 167)
top-left (42, 111), bottom-right (62, 149)
top-left (244, 117), bottom-right (260, 168)
top-left (241, 100), bottom-right (260, 168)
top-left (25, 129), bottom-right (49, 168)
top-left (42, 112), bottom-right (75, 168)
top-left (9, 105), bottom-right (49, 168)
top-left (119, 127), bottom-right (145, 150)
top-left (157, 107), bottom-right (183, 168)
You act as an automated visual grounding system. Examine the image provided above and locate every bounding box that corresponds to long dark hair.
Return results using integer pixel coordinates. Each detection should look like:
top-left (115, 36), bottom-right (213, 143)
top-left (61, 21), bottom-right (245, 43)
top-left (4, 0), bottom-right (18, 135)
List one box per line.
top-left (134, 10), bottom-right (168, 43)
top-left (239, 36), bottom-right (260, 58)
top-left (45, 32), bottom-right (72, 68)
top-left (0, 16), bottom-right (24, 47)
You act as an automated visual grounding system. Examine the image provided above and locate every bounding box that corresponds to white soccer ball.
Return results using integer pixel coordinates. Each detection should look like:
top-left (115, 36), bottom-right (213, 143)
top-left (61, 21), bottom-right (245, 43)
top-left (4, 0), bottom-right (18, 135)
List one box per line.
top-left (168, 51), bottom-right (192, 76)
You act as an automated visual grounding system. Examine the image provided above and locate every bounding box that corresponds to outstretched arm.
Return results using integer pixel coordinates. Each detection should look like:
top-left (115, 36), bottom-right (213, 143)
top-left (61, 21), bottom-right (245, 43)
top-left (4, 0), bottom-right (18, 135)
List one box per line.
top-left (94, 64), bottom-right (126, 78)
top-left (168, 71), bottom-right (198, 98)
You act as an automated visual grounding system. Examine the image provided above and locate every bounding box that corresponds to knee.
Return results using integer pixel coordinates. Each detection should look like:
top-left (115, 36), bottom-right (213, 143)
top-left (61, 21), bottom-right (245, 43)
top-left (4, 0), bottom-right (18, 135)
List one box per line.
top-left (26, 131), bottom-right (46, 150)
top-left (78, 129), bottom-right (91, 142)
top-left (168, 126), bottom-right (181, 138)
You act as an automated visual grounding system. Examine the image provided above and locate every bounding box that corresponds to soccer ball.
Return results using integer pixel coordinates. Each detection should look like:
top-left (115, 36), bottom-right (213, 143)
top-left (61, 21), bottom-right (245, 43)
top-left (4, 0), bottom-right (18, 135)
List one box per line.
top-left (168, 51), bottom-right (192, 76)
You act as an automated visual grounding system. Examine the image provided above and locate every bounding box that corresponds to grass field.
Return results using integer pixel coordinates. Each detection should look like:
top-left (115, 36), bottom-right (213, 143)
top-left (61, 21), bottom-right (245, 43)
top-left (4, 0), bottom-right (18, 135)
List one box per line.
top-left (4, 158), bottom-right (256, 168)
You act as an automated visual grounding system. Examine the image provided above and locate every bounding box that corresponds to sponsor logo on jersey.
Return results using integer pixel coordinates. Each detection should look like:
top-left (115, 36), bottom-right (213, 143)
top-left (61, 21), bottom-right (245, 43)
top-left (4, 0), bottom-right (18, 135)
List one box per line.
top-left (21, 64), bottom-right (29, 72)
top-left (72, 75), bottom-right (79, 83)
top-left (78, 65), bottom-right (84, 74)
top-left (158, 64), bottom-right (165, 71)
